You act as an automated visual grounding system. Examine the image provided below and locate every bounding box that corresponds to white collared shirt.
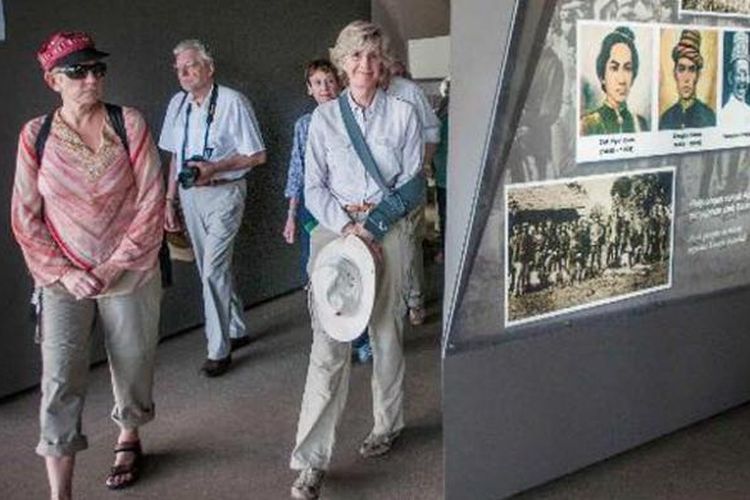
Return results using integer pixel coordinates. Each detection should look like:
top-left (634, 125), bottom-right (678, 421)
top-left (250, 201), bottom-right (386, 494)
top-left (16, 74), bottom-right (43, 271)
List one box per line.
top-left (386, 76), bottom-right (441, 144)
top-left (304, 89), bottom-right (424, 233)
top-left (719, 94), bottom-right (750, 130)
top-left (158, 84), bottom-right (265, 180)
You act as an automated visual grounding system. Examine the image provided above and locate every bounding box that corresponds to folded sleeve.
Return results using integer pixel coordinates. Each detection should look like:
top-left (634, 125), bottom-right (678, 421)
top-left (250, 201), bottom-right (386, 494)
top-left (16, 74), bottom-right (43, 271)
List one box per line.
top-left (285, 114), bottom-right (310, 199)
top-left (231, 93), bottom-right (266, 157)
top-left (11, 118), bottom-right (76, 286)
top-left (304, 110), bottom-right (352, 233)
top-left (158, 92), bottom-right (182, 153)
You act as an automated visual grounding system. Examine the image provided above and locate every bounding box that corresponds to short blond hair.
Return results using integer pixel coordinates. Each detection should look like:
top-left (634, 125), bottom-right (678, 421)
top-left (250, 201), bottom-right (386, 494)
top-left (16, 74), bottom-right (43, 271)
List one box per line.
top-left (329, 20), bottom-right (394, 87)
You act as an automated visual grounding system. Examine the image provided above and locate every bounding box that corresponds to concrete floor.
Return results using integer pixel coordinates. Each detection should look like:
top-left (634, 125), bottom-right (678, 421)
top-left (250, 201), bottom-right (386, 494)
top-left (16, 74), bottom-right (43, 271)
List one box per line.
top-left (0, 290), bottom-right (443, 500)
top-left (4, 269), bottom-right (750, 499)
top-left (514, 400), bottom-right (750, 500)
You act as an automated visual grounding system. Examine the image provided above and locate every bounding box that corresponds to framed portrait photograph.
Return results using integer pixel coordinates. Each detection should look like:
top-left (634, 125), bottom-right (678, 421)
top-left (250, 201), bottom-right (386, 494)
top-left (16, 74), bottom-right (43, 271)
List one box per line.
top-left (578, 22), bottom-right (654, 137)
top-left (658, 27), bottom-right (719, 131)
top-left (719, 30), bottom-right (750, 129)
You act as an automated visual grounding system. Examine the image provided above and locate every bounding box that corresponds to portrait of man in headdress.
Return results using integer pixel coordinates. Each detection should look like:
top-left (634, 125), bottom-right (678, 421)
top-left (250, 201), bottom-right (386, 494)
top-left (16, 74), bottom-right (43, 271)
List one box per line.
top-left (659, 29), bottom-right (718, 130)
top-left (719, 31), bottom-right (750, 128)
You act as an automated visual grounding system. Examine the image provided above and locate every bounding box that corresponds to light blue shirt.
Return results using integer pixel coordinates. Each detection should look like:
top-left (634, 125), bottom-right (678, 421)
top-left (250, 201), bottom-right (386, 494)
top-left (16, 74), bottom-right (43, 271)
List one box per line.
top-left (386, 76), bottom-right (440, 144)
top-left (304, 89), bottom-right (424, 233)
top-left (158, 84), bottom-right (265, 181)
top-left (285, 113), bottom-right (312, 199)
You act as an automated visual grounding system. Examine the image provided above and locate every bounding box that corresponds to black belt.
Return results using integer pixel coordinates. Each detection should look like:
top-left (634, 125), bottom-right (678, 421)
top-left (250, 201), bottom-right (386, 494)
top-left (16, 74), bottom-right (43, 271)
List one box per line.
top-left (207, 177), bottom-right (244, 187)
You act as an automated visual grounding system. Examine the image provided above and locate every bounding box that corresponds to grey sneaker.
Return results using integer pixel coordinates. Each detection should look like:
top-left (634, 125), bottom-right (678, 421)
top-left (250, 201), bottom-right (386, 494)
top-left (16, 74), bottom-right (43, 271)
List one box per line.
top-left (358, 430), bottom-right (401, 458)
top-left (291, 468), bottom-right (325, 500)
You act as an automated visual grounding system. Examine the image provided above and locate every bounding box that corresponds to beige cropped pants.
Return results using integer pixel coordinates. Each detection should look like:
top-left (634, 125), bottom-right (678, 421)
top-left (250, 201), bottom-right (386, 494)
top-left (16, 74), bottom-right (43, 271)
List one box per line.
top-left (35, 273), bottom-right (161, 457)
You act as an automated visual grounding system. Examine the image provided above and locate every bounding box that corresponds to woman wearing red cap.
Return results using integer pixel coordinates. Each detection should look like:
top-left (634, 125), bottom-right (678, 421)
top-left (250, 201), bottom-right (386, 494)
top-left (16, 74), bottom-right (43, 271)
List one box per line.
top-left (11, 31), bottom-right (164, 497)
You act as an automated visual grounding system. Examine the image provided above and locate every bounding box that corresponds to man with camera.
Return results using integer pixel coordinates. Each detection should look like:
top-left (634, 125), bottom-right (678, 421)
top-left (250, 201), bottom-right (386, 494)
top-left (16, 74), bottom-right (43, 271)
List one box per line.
top-left (159, 39), bottom-right (266, 377)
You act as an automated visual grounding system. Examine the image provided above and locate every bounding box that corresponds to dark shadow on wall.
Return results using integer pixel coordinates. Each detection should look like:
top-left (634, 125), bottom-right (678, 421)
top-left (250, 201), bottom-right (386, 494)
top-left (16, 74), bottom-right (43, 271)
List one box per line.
top-left (0, 0), bottom-right (369, 397)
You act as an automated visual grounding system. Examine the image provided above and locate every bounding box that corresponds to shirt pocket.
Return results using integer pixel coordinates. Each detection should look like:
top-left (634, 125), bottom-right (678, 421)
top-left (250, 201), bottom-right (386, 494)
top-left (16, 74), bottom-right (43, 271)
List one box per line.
top-left (325, 137), bottom-right (360, 199)
top-left (325, 137), bottom-right (354, 168)
top-left (369, 136), bottom-right (402, 187)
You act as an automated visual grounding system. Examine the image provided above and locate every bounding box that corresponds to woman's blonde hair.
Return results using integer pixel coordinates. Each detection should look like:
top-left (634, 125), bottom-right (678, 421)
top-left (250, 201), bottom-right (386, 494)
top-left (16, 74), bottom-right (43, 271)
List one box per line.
top-left (329, 20), bottom-right (394, 87)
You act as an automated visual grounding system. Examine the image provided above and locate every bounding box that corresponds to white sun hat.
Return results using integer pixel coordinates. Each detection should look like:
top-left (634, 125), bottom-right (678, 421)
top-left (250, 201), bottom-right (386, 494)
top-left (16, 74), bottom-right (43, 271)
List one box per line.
top-left (310, 234), bottom-right (378, 342)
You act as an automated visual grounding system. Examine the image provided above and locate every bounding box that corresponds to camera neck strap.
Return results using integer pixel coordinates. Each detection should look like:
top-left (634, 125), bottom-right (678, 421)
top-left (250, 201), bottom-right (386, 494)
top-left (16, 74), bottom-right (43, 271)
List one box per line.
top-left (181, 84), bottom-right (219, 162)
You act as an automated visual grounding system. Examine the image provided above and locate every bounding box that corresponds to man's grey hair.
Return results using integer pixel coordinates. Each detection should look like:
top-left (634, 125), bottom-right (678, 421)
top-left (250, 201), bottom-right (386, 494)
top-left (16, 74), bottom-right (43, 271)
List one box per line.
top-left (173, 39), bottom-right (214, 66)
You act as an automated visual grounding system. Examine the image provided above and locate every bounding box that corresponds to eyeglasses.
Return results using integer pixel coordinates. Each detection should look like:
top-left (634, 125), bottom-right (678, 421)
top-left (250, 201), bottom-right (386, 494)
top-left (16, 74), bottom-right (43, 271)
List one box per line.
top-left (54, 62), bottom-right (108, 80)
top-left (173, 61), bottom-right (202, 73)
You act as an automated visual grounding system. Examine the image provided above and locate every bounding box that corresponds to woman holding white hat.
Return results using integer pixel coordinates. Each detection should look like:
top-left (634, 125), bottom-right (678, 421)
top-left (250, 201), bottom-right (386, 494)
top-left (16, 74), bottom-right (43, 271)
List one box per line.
top-left (289, 20), bottom-right (425, 500)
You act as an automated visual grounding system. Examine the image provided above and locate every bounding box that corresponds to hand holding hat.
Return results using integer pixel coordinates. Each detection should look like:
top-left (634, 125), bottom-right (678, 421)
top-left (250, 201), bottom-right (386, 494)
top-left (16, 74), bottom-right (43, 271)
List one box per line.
top-left (343, 222), bottom-right (383, 262)
top-left (311, 234), bottom-right (378, 342)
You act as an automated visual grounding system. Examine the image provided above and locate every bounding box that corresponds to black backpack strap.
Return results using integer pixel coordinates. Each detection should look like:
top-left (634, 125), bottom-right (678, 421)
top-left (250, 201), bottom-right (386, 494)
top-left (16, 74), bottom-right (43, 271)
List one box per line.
top-left (36, 105), bottom-right (129, 164)
top-left (34, 113), bottom-right (56, 165)
top-left (105, 103), bottom-right (130, 159)
top-left (106, 103), bottom-right (172, 288)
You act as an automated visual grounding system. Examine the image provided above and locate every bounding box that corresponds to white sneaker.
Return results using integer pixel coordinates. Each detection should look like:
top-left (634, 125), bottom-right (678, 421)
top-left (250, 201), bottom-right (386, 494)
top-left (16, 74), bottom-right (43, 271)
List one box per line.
top-left (291, 468), bottom-right (325, 500)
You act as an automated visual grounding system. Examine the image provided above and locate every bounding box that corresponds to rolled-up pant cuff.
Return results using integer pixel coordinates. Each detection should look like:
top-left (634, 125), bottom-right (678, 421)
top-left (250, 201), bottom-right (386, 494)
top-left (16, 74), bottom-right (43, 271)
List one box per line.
top-left (111, 405), bottom-right (156, 430)
top-left (36, 435), bottom-right (88, 457)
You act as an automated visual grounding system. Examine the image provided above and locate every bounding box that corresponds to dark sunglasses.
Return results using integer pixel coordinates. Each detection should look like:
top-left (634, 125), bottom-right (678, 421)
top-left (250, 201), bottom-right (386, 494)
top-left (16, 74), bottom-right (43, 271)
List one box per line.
top-left (55, 62), bottom-right (108, 80)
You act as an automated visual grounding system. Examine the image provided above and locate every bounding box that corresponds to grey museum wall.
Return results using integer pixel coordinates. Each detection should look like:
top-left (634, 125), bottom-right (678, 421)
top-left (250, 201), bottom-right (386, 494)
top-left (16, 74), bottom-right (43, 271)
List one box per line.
top-left (445, 1), bottom-right (750, 499)
top-left (0, 0), bottom-right (369, 397)
top-left (372, 0), bottom-right (450, 64)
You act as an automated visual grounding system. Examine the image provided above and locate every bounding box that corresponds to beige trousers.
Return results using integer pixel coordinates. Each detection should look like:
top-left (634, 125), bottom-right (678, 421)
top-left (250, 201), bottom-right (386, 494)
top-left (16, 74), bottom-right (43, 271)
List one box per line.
top-left (290, 221), bottom-right (408, 471)
top-left (402, 206), bottom-right (426, 309)
top-left (180, 181), bottom-right (248, 360)
top-left (36, 273), bottom-right (161, 457)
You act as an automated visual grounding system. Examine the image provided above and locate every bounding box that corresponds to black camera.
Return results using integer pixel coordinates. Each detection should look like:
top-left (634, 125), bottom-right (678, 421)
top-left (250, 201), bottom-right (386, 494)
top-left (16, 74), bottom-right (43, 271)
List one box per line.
top-left (178, 155), bottom-right (204, 189)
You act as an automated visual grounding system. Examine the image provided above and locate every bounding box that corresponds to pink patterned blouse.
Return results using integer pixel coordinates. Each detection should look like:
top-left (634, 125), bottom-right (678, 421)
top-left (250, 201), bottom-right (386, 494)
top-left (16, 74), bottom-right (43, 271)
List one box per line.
top-left (12, 106), bottom-right (165, 295)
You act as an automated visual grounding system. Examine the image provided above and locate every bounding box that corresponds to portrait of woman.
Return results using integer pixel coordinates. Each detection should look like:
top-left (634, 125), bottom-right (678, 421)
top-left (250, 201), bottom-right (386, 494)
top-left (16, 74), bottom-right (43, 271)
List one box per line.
top-left (580, 25), bottom-right (651, 136)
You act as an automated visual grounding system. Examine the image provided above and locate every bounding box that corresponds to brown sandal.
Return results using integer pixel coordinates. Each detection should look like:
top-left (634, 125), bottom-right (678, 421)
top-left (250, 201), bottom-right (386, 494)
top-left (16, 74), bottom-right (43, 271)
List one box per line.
top-left (105, 440), bottom-right (142, 490)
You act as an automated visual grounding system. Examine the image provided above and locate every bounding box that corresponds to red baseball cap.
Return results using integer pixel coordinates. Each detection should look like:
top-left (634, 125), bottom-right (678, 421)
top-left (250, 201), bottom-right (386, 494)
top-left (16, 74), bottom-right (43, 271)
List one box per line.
top-left (36, 31), bottom-right (109, 71)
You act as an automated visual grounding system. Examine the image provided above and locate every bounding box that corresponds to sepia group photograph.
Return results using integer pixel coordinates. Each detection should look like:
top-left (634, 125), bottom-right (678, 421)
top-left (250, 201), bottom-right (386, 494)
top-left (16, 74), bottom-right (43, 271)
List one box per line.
top-left (505, 167), bottom-right (675, 326)
top-left (681, 0), bottom-right (750, 18)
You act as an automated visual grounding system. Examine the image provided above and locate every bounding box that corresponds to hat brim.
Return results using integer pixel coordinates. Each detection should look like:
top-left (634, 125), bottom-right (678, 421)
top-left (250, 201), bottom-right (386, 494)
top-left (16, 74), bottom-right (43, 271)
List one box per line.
top-left (53, 48), bottom-right (109, 69)
top-left (311, 235), bottom-right (377, 342)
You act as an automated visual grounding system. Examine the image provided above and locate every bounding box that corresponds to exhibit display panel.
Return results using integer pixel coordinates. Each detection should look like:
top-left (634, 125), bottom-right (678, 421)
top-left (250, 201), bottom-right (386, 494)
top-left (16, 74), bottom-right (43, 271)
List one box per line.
top-left (0, 0), bottom-right (370, 397)
top-left (444, 1), bottom-right (750, 498)
top-left (446, 0), bottom-right (750, 345)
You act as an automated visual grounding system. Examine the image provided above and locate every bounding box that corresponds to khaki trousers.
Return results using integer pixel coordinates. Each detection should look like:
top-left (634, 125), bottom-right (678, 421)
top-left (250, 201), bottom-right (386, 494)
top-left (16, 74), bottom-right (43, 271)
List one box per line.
top-left (402, 206), bottom-right (426, 309)
top-left (36, 273), bottom-right (161, 457)
top-left (290, 221), bottom-right (408, 471)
